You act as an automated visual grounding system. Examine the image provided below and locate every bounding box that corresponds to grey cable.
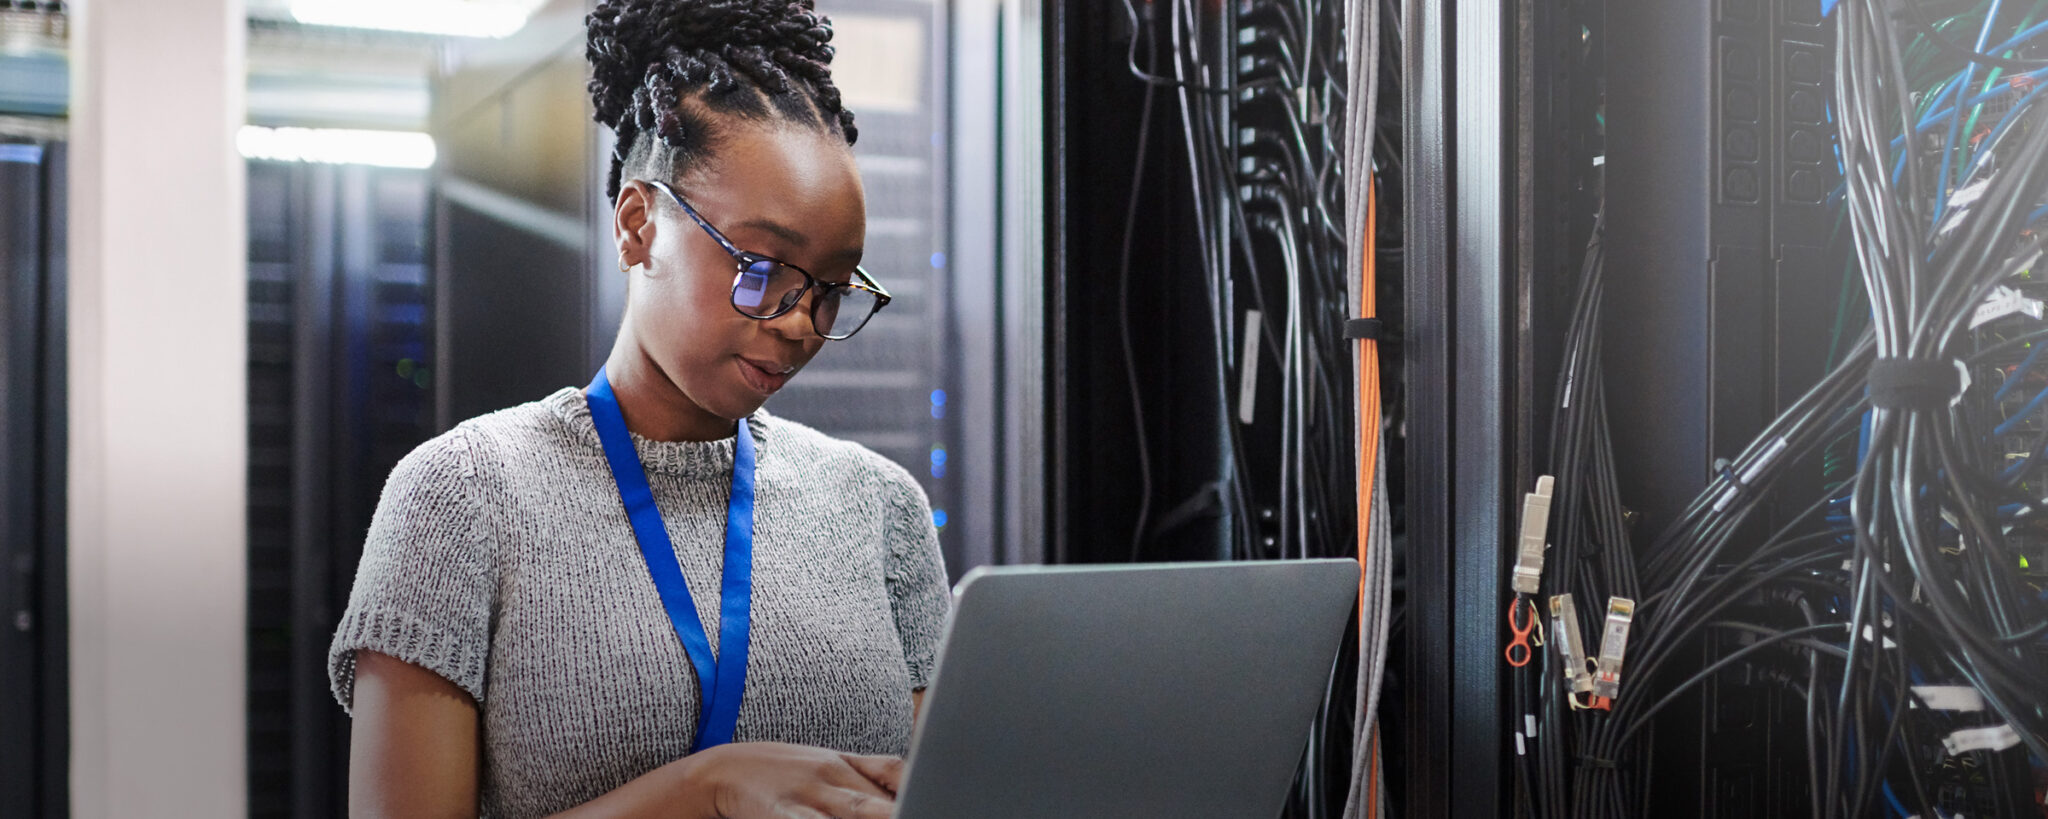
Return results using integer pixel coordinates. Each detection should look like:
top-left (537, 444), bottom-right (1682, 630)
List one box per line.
top-left (1338, 0), bottom-right (1389, 812)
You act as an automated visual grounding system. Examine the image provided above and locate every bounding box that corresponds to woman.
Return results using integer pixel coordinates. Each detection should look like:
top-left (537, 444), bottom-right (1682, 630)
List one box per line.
top-left (326, 2), bottom-right (951, 816)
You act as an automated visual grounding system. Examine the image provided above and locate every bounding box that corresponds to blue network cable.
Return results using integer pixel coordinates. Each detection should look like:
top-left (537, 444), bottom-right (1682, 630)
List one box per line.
top-left (1994, 340), bottom-right (2048, 402)
top-left (1934, 0), bottom-right (2007, 226)
top-left (1993, 381), bottom-right (2048, 437)
top-left (1958, 81), bottom-right (2048, 187)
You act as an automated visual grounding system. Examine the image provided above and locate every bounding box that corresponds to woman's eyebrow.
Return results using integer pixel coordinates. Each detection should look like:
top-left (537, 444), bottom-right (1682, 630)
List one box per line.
top-left (736, 218), bottom-right (809, 248)
top-left (737, 217), bottom-right (862, 266)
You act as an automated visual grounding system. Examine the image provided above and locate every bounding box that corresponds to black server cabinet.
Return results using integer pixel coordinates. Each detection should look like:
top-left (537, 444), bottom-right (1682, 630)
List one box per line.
top-left (1043, 0), bottom-right (1235, 567)
top-left (0, 138), bottom-right (67, 819)
top-left (1040, 0), bottom-right (1550, 814)
top-left (1605, 0), bottom-right (1839, 537)
top-left (244, 160), bottom-right (436, 819)
top-left (432, 23), bottom-right (609, 429)
top-left (1604, 0), bottom-right (1840, 815)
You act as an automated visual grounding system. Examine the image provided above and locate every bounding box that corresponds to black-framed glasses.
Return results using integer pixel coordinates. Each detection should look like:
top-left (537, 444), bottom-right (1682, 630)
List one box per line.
top-left (641, 179), bottom-right (891, 341)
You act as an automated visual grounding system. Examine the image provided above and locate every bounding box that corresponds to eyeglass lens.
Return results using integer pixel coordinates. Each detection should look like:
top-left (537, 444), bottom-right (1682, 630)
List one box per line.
top-left (731, 259), bottom-right (880, 339)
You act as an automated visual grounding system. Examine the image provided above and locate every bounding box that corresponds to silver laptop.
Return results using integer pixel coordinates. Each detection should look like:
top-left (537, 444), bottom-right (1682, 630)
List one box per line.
top-left (894, 559), bottom-right (1361, 819)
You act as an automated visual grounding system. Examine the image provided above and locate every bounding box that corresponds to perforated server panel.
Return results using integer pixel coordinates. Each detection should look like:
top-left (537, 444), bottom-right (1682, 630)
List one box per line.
top-left (765, 0), bottom-right (963, 574)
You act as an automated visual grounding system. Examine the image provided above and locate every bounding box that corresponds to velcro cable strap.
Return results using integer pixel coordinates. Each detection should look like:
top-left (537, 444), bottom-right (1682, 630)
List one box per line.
top-left (1868, 358), bottom-right (1961, 411)
top-left (1344, 318), bottom-right (1387, 341)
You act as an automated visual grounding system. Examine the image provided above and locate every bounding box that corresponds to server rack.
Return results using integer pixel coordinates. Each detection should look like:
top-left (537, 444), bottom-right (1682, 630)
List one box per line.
top-left (752, 0), bottom-right (967, 575)
top-left (244, 160), bottom-right (435, 818)
top-left (0, 136), bottom-right (68, 819)
top-left (1039, 0), bottom-right (1592, 814)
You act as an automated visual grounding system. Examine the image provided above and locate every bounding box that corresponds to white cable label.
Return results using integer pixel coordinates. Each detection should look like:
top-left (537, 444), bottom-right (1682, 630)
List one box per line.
top-left (1971, 285), bottom-right (2044, 329)
top-left (1913, 685), bottom-right (1986, 712)
top-left (1942, 724), bottom-right (2021, 755)
top-left (1237, 311), bottom-right (1262, 426)
top-left (1940, 178), bottom-right (1992, 236)
top-left (1526, 714), bottom-right (1538, 739)
top-left (1514, 731), bottom-right (1527, 756)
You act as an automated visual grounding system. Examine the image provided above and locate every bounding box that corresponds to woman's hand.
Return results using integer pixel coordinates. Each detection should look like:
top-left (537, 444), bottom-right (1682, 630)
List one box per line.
top-left (679, 742), bottom-right (904, 819)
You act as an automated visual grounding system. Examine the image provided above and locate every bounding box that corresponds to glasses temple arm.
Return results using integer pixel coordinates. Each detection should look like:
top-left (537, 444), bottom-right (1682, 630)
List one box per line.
top-left (646, 179), bottom-right (746, 258)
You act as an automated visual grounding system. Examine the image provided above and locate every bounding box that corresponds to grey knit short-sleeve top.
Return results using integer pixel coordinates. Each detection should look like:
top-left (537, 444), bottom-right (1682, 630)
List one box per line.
top-left (327, 386), bottom-right (953, 818)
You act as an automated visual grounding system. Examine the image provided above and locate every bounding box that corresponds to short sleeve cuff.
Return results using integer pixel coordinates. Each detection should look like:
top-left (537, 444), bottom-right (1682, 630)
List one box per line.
top-left (329, 606), bottom-right (491, 714)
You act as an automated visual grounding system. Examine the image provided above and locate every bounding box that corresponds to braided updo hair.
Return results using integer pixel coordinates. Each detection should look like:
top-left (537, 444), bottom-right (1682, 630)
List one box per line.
top-left (587, 0), bottom-right (859, 204)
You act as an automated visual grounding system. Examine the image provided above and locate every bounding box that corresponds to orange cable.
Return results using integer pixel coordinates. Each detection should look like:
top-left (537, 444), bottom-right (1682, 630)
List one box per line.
top-left (1366, 726), bottom-right (1382, 819)
top-left (1358, 174), bottom-right (1382, 819)
top-left (1358, 174), bottom-right (1379, 611)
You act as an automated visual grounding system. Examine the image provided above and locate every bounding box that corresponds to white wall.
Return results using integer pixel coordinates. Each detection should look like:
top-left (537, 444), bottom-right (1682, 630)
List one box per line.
top-left (67, 0), bottom-right (249, 815)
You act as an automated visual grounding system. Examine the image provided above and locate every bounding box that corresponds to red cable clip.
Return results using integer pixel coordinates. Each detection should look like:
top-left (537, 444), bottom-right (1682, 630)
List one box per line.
top-left (1506, 597), bottom-right (1538, 667)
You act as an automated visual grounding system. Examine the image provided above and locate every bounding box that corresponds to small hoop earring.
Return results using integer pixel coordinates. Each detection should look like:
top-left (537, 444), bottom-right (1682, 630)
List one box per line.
top-left (618, 258), bottom-right (631, 274)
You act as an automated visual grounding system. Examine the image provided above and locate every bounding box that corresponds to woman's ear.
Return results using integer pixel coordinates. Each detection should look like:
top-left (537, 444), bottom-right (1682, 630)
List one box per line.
top-left (613, 180), bottom-right (659, 269)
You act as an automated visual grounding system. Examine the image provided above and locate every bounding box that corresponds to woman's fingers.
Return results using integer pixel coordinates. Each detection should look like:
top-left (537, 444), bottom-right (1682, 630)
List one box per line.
top-left (814, 785), bottom-right (896, 819)
top-left (840, 754), bottom-right (906, 794)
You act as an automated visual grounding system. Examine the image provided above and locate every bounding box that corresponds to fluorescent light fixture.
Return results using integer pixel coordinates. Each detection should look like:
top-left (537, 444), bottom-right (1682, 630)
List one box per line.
top-left (289, 0), bottom-right (546, 39)
top-left (238, 126), bottom-right (437, 169)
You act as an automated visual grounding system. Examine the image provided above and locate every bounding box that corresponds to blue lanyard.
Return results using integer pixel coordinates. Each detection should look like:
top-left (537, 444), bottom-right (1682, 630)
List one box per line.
top-left (585, 366), bottom-right (756, 752)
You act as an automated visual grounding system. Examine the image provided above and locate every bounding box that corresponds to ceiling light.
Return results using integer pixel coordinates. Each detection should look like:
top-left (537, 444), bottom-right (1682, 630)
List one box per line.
top-left (289, 0), bottom-right (545, 39)
top-left (238, 126), bottom-right (437, 169)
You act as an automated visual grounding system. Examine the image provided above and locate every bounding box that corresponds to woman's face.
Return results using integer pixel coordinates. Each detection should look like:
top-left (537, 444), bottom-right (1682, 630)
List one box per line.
top-left (617, 124), bottom-right (867, 425)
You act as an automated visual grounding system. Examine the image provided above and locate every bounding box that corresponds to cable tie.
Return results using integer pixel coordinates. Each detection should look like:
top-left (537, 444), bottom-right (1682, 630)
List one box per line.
top-left (1578, 755), bottom-right (1618, 770)
top-left (1343, 317), bottom-right (1389, 341)
top-left (1712, 437), bottom-right (1787, 513)
top-left (1711, 459), bottom-right (1751, 514)
top-left (1867, 357), bottom-right (1964, 412)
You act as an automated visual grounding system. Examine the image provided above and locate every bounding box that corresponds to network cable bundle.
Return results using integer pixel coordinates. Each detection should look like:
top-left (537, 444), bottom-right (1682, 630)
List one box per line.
top-left (1113, 0), bottom-right (1397, 816)
top-left (1511, 1), bottom-right (2048, 816)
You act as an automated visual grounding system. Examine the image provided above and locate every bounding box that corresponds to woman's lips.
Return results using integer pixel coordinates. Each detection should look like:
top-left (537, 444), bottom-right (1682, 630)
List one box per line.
top-left (736, 356), bottom-right (794, 394)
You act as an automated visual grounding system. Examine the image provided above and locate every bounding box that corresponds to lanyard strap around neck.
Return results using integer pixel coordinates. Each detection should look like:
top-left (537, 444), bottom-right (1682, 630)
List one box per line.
top-left (586, 366), bottom-right (756, 752)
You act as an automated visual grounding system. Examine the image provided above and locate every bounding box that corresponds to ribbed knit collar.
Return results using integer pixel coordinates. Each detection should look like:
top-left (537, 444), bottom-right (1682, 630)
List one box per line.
top-left (543, 386), bottom-right (773, 480)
